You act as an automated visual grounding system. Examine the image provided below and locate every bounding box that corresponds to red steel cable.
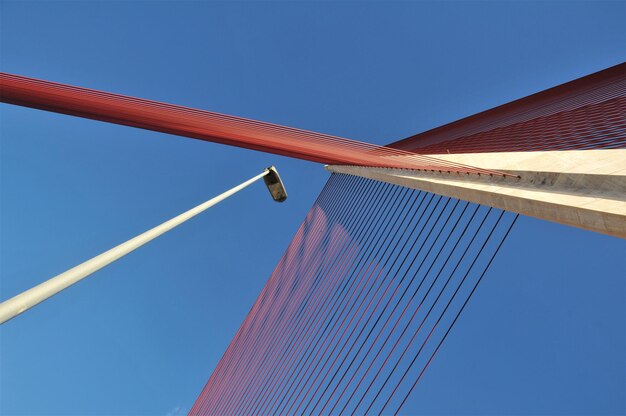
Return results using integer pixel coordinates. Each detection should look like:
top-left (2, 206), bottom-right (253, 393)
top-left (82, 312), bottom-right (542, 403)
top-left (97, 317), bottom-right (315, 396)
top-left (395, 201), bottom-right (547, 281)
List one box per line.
top-left (220, 176), bottom-right (367, 415)
top-left (195, 179), bottom-right (335, 405)
top-left (316, 200), bottom-right (474, 416)
top-left (217, 176), bottom-right (376, 416)
top-left (206, 177), bottom-right (351, 415)
top-left (288, 191), bottom-right (428, 415)
top-left (0, 72), bottom-right (507, 176)
top-left (349, 205), bottom-right (493, 414)
top-left (392, 215), bottom-right (518, 416)
top-left (257, 185), bottom-right (407, 416)
top-left (389, 63), bottom-right (625, 154)
top-left (363, 209), bottom-right (502, 415)
top-left (234, 187), bottom-right (370, 415)
top-left (326, 203), bottom-right (479, 416)
top-left (197, 199), bottom-right (325, 414)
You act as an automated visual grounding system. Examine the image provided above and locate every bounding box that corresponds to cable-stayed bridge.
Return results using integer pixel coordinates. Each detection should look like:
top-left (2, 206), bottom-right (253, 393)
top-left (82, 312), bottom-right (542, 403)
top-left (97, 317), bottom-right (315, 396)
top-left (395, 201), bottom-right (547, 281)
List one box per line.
top-left (1, 63), bottom-right (624, 415)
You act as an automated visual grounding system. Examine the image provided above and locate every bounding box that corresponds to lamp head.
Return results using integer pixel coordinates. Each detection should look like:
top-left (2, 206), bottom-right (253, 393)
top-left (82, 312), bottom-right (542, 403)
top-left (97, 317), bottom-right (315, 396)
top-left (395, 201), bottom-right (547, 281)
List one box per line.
top-left (263, 166), bottom-right (288, 202)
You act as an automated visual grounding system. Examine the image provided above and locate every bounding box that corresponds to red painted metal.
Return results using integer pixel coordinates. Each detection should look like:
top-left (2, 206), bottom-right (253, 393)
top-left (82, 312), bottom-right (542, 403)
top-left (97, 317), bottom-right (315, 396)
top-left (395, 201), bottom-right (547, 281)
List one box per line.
top-left (388, 63), bottom-right (626, 153)
top-left (0, 72), bottom-right (504, 176)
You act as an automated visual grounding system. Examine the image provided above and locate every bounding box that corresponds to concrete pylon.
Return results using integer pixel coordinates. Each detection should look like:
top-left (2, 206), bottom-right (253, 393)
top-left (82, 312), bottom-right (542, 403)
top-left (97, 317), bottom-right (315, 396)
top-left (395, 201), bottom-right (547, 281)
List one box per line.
top-left (327, 149), bottom-right (626, 239)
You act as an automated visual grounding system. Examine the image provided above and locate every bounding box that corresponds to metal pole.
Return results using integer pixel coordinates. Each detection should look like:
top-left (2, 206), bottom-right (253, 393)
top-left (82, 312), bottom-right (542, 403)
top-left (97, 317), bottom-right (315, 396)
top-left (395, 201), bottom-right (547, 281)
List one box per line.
top-left (0, 169), bottom-right (272, 325)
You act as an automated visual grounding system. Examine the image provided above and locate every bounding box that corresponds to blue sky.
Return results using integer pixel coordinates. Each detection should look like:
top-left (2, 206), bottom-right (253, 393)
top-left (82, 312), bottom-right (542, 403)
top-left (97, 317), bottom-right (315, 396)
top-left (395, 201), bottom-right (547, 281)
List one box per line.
top-left (1, 1), bottom-right (624, 415)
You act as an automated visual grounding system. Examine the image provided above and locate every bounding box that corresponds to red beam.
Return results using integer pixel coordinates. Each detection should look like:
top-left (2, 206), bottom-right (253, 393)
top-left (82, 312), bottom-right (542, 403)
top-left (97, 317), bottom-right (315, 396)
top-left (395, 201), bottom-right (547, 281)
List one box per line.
top-left (0, 72), bottom-right (505, 176)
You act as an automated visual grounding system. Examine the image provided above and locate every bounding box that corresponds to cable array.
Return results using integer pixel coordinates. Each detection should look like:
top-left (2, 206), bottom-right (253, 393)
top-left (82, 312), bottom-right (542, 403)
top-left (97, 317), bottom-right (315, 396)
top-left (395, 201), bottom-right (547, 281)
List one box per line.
top-left (190, 174), bottom-right (517, 415)
top-left (0, 72), bottom-right (507, 176)
top-left (390, 63), bottom-right (626, 154)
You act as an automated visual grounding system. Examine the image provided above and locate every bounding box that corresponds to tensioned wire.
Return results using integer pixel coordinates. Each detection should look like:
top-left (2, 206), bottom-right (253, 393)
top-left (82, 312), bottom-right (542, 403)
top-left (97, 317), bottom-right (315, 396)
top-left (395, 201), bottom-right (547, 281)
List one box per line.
top-left (357, 207), bottom-right (501, 414)
top-left (285, 193), bottom-right (447, 414)
top-left (199, 174), bottom-right (362, 415)
top-left (190, 174), bottom-right (517, 415)
top-left (324, 201), bottom-right (480, 415)
top-left (274, 187), bottom-right (422, 415)
top-left (290, 194), bottom-right (455, 415)
top-left (393, 214), bottom-right (518, 415)
top-left (252, 182), bottom-right (409, 416)
top-left (316, 200), bottom-right (476, 415)
top-left (204, 178), bottom-right (508, 412)
top-left (205, 176), bottom-right (381, 416)
top-left (390, 68), bottom-right (626, 154)
top-left (193, 181), bottom-right (342, 412)
top-left (212, 175), bottom-right (368, 412)
top-left (218, 175), bottom-right (377, 415)
top-left (293, 190), bottom-right (435, 415)
top-left (225, 176), bottom-right (394, 416)
top-left (234, 177), bottom-right (389, 416)
top-left (190, 176), bottom-right (341, 414)
top-left (1, 73), bottom-right (512, 175)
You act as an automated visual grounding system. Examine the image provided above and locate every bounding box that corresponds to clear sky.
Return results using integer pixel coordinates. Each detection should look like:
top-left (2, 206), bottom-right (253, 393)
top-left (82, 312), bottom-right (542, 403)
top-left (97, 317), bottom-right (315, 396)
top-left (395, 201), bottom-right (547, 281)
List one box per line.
top-left (1, 1), bottom-right (624, 415)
